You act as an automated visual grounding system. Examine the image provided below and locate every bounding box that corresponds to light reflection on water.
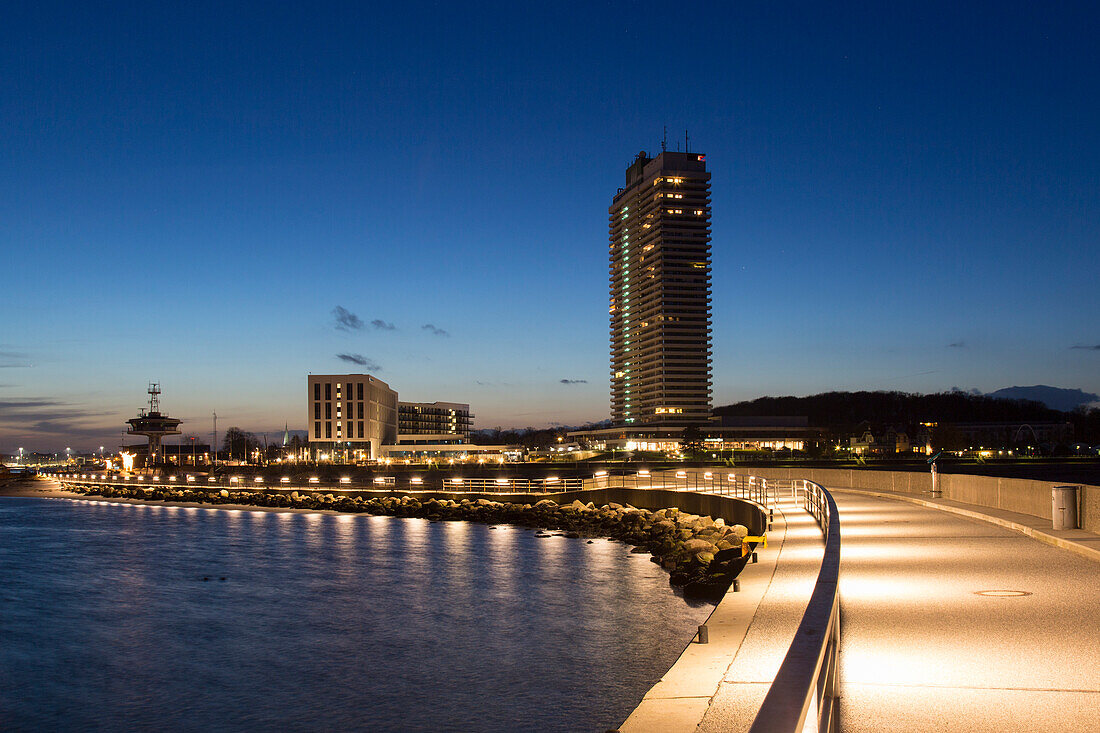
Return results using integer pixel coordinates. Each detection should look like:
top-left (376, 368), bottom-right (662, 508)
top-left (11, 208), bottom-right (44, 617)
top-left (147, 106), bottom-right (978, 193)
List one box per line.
top-left (0, 497), bottom-right (714, 732)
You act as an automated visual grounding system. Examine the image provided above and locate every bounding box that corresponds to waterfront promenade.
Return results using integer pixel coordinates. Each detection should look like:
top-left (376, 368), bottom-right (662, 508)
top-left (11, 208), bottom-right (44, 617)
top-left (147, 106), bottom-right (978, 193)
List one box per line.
top-left (832, 490), bottom-right (1100, 731)
top-left (643, 482), bottom-right (1100, 731)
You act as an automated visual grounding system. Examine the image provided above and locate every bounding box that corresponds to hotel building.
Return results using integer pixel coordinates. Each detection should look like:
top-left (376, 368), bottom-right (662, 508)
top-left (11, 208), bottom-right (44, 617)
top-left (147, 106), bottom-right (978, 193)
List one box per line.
top-left (397, 401), bottom-right (472, 441)
top-left (307, 374), bottom-right (398, 460)
top-left (609, 150), bottom-right (712, 425)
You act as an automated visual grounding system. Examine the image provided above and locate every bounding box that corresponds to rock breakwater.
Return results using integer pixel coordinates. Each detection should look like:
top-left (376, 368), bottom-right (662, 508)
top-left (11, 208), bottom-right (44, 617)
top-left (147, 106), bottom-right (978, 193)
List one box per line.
top-left (67, 485), bottom-right (757, 599)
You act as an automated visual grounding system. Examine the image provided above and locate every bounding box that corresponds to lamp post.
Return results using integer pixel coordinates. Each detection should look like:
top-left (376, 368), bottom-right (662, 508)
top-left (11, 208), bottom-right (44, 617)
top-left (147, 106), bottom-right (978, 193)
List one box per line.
top-left (18, 447), bottom-right (23, 464)
top-left (65, 447), bottom-right (71, 464)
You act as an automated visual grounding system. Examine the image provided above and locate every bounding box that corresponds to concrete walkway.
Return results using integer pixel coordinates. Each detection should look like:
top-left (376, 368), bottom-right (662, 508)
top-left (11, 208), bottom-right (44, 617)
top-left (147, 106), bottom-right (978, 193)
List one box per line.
top-left (689, 498), bottom-right (826, 733)
top-left (833, 490), bottom-right (1100, 731)
top-left (838, 487), bottom-right (1100, 563)
top-left (622, 496), bottom-right (827, 733)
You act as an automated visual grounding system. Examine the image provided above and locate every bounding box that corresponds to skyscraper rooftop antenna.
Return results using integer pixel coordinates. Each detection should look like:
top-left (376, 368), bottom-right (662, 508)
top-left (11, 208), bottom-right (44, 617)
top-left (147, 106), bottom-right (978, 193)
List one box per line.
top-left (685, 130), bottom-right (690, 154)
top-left (662, 126), bottom-right (667, 152)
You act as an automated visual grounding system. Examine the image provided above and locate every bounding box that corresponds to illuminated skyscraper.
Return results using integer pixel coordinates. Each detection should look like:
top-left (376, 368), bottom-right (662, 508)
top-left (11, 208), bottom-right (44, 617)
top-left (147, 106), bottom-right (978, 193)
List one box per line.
top-left (609, 150), bottom-right (712, 425)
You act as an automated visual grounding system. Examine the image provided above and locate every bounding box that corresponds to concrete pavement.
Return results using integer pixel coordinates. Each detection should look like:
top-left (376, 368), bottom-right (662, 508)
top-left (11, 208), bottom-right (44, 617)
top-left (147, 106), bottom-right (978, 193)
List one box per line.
top-left (622, 496), bottom-right (827, 733)
top-left (833, 490), bottom-right (1100, 731)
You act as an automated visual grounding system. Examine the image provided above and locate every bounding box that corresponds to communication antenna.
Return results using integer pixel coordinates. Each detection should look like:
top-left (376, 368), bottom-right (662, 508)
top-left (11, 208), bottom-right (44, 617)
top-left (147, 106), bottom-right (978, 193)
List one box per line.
top-left (661, 126), bottom-right (667, 152)
top-left (685, 130), bottom-right (690, 154)
top-left (148, 382), bottom-right (161, 413)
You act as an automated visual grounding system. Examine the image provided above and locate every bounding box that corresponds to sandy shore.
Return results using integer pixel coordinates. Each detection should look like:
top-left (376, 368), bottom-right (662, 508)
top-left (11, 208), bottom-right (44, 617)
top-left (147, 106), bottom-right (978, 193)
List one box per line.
top-left (0, 477), bottom-right (81, 499)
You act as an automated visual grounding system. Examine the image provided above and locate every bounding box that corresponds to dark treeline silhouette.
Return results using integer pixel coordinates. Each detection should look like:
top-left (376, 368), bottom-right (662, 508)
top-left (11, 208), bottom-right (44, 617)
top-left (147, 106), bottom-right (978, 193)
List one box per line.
top-left (715, 391), bottom-right (1068, 434)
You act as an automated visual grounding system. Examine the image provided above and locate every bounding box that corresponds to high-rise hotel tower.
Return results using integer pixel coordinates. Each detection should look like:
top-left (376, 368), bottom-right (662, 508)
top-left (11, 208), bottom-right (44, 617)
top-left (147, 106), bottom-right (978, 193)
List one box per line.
top-left (609, 150), bottom-right (712, 425)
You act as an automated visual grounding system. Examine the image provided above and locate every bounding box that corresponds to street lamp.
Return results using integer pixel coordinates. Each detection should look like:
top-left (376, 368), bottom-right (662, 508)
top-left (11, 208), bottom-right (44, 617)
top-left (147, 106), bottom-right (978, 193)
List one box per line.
top-left (65, 447), bottom-right (71, 463)
top-left (18, 447), bottom-right (23, 464)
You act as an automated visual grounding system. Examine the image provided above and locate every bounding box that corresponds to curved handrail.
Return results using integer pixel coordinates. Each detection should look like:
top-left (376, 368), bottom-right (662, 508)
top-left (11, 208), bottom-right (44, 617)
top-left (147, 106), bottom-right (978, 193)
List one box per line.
top-left (748, 480), bottom-right (841, 733)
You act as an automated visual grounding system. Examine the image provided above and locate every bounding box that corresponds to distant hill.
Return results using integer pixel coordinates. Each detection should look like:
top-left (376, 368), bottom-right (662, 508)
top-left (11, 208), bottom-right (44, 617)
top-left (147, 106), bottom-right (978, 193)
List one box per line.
top-left (986, 386), bottom-right (1098, 412)
top-left (713, 390), bottom-right (1064, 432)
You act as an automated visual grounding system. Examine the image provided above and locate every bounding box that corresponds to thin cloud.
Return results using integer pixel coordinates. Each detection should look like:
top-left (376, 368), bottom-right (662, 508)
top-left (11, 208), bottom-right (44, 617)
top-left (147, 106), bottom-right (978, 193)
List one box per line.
top-left (336, 353), bottom-right (381, 371)
top-left (371, 319), bottom-right (396, 331)
top-left (559, 379), bottom-right (588, 385)
top-left (332, 306), bottom-right (364, 332)
top-left (0, 349), bottom-right (31, 368)
top-left (422, 324), bottom-right (449, 337)
top-left (1070, 344), bottom-right (1100, 350)
top-left (947, 341), bottom-right (965, 348)
top-left (0, 399), bottom-right (112, 421)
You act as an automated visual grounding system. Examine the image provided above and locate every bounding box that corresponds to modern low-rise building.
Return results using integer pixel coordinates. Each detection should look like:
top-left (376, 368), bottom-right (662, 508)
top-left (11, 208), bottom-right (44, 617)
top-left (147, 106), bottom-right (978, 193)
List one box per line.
top-left (307, 374), bottom-right (398, 460)
top-left (570, 416), bottom-right (818, 454)
top-left (398, 401), bottom-right (472, 440)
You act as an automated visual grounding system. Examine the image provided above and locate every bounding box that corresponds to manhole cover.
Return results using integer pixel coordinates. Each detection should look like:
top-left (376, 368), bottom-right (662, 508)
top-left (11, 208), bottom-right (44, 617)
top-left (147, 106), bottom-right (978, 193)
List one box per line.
top-left (975, 590), bottom-right (1032, 597)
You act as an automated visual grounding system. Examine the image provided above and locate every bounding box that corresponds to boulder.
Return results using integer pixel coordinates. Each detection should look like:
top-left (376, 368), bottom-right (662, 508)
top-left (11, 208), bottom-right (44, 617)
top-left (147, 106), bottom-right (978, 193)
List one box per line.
top-left (682, 539), bottom-right (718, 555)
top-left (219, 489), bottom-right (229, 497)
top-left (692, 516), bottom-right (715, 530)
top-left (730, 524), bottom-right (750, 540)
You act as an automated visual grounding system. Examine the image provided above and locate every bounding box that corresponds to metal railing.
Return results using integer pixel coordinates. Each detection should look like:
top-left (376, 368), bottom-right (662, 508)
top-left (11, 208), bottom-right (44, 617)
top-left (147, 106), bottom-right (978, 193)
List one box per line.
top-left (585, 469), bottom-right (779, 507)
top-left (53, 473), bottom-right (586, 494)
top-left (749, 480), bottom-right (841, 733)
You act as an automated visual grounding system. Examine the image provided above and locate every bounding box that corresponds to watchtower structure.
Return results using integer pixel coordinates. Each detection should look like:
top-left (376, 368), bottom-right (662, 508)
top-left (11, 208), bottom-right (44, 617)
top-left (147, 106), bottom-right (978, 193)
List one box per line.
top-left (126, 383), bottom-right (182, 465)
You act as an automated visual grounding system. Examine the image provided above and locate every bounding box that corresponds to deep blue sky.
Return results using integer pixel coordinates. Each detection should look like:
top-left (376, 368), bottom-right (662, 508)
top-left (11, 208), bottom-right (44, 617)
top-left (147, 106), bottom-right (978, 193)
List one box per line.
top-left (2, 1), bottom-right (1098, 451)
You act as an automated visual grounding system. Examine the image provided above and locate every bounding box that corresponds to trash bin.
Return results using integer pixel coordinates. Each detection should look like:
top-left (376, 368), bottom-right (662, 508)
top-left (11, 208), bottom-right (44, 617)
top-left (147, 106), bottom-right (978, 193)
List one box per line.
top-left (1052, 485), bottom-right (1079, 530)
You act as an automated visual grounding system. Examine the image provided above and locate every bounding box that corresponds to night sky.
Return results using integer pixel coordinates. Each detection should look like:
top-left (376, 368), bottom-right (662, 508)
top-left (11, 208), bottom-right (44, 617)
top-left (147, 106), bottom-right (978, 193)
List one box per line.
top-left (2, 1), bottom-right (1098, 451)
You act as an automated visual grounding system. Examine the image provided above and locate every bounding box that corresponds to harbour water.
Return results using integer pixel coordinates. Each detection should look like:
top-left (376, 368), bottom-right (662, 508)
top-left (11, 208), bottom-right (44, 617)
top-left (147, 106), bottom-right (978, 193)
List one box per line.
top-left (0, 497), bottom-right (714, 731)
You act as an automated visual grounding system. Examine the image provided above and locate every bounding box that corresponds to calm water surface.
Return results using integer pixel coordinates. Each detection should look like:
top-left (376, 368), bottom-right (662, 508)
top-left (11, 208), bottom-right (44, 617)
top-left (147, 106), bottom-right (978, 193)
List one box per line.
top-left (0, 497), bottom-right (713, 732)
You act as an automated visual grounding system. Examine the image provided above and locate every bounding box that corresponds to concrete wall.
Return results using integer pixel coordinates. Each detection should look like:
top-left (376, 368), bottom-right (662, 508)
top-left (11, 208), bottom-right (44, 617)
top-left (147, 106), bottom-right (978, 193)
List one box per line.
top-left (733, 466), bottom-right (1099, 533)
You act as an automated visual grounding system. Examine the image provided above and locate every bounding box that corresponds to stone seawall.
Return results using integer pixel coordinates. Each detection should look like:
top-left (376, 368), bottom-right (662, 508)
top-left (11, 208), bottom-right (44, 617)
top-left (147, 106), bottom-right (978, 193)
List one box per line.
top-left (65, 483), bottom-right (766, 600)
